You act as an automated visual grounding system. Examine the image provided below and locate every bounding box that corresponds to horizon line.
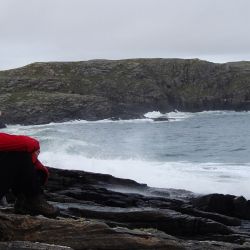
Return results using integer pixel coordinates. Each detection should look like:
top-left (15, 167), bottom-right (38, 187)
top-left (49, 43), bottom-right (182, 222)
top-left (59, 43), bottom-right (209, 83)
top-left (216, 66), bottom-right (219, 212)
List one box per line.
top-left (1, 57), bottom-right (250, 71)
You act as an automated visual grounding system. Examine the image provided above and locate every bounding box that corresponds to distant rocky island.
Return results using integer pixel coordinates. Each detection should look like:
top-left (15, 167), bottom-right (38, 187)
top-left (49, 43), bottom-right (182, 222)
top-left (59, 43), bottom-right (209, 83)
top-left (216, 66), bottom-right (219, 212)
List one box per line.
top-left (0, 58), bottom-right (250, 125)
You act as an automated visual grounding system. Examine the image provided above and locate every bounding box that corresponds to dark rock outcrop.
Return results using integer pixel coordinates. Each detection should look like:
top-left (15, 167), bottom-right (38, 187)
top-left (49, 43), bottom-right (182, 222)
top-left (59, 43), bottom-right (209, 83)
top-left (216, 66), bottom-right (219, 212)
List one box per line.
top-left (0, 241), bottom-right (73, 250)
top-left (1, 167), bottom-right (250, 249)
top-left (0, 212), bottom-right (186, 250)
top-left (152, 117), bottom-right (169, 121)
top-left (1, 59), bottom-right (250, 124)
top-left (192, 193), bottom-right (250, 220)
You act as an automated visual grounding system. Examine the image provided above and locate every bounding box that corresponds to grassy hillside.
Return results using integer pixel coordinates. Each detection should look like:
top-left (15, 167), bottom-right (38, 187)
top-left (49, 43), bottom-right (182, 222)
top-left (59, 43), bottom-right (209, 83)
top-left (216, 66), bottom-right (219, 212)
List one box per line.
top-left (0, 58), bottom-right (250, 124)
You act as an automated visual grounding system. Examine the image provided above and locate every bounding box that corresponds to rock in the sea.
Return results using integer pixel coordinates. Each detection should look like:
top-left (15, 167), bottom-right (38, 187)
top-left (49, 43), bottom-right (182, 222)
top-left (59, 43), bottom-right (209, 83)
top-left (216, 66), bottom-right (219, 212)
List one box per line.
top-left (152, 117), bottom-right (169, 121)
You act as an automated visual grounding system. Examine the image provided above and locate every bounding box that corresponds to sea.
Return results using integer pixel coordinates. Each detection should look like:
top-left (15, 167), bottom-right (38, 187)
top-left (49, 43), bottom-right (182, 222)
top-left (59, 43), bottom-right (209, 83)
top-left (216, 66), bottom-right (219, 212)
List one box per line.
top-left (3, 111), bottom-right (250, 199)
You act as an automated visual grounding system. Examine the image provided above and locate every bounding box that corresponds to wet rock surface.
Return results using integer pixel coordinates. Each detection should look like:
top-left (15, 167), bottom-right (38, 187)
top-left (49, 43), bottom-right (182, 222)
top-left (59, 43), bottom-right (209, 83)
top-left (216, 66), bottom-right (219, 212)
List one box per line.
top-left (192, 193), bottom-right (250, 220)
top-left (151, 117), bottom-right (169, 121)
top-left (1, 167), bottom-right (250, 249)
top-left (0, 241), bottom-right (73, 250)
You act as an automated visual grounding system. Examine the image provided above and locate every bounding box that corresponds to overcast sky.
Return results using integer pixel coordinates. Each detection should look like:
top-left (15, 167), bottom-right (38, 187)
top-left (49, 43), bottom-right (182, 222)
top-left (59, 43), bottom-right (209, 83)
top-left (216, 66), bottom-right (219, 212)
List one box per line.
top-left (0, 0), bottom-right (250, 70)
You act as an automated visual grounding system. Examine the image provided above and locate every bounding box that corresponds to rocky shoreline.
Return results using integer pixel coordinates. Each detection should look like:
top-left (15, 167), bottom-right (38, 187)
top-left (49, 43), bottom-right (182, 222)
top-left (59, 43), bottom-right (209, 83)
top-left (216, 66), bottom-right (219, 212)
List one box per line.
top-left (1, 167), bottom-right (250, 249)
top-left (1, 59), bottom-right (250, 125)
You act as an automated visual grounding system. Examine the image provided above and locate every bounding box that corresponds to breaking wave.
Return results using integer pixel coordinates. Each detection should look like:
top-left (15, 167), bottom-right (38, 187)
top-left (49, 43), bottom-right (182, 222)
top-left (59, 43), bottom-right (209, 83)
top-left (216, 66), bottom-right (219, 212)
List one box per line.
top-left (40, 150), bottom-right (250, 198)
top-left (2, 110), bottom-right (250, 199)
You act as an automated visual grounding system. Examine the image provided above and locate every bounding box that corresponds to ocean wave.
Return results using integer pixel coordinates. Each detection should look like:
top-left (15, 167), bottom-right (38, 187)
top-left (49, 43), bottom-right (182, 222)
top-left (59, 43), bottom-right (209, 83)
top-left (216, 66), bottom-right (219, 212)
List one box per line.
top-left (3, 110), bottom-right (250, 130)
top-left (3, 109), bottom-right (250, 199)
top-left (144, 110), bottom-right (250, 121)
top-left (144, 110), bottom-right (193, 121)
top-left (4, 118), bottom-right (157, 130)
top-left (40, 151), bottom-right (250, 199)
top-left (196, 110), bottom-right (250, 115)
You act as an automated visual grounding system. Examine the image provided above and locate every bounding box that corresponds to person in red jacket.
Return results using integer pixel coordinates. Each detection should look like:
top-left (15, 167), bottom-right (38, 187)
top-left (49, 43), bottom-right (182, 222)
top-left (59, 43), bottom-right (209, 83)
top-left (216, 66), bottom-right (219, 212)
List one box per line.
top-left (0, 132), bottom-right (59, 218)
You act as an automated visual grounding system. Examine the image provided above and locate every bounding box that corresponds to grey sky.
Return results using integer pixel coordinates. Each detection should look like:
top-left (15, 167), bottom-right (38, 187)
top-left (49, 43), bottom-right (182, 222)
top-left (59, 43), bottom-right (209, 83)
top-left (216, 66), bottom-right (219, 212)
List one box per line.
top-left (0, 0), bottom-right (250, 70)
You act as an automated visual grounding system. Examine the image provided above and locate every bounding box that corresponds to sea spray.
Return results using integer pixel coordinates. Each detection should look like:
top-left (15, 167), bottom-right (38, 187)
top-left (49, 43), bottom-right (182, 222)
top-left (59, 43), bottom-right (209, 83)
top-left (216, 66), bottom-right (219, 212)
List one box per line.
top-left (3, 111), bottom-right (250, 198)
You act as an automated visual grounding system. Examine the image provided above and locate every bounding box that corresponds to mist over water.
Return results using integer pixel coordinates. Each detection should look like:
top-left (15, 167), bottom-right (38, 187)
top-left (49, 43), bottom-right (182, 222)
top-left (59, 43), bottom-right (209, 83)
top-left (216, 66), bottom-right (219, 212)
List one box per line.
top-left (3, 111), bottom-right (250, 198)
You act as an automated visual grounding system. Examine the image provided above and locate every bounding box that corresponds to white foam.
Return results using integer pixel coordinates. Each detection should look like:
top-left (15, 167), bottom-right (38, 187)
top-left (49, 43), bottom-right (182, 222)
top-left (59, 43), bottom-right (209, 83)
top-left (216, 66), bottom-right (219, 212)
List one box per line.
top-left (3, 110), bottom-right (197, 130)
top-left (197, 110), bottom-right (250, 115)
top-left (3, 111), bottom-right (250, 131)
top-left (3, 110), bottom-right (250, 199)
top-left (166, 111), bottom-right (194, 121)
top-left (144, 110), bottom-right (250, 122)
top-left (40, 151), bottom-right (250, 199)
top-left (4, 118), bottom-right (157, 130)
top-left (144, 110), bottom-right (194, 121)
top-left (144, 111), bottom-right (163, 119)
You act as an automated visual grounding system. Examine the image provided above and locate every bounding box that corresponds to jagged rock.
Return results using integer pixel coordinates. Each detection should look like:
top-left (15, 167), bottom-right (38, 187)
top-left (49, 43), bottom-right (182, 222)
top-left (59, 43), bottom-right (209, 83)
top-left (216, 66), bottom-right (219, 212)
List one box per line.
top-left (152, 117), bottom-right (169, 121)
top-left (1, 167), bottom-right (250, 249)
top-left (1, 59), bottom-right (250, 125)
top-left (68, 206), bottom-right (233, 237)
top-left (192, 194), bottom-right (250, 220)
top-left (0, 212), bottom-right (186, 250)
top-left (0, 241), bottom-right (73, 250)
top-left (46, 168), bottom-right (250, 243)
top-left (176, 205), bottom-right (241, 226)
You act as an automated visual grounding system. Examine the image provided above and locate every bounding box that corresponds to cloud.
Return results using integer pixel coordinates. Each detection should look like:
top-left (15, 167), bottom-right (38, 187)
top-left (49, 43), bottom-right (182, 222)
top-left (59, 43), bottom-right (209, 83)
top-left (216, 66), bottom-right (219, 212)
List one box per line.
top-left (1, 0), bottom-right (250, 69)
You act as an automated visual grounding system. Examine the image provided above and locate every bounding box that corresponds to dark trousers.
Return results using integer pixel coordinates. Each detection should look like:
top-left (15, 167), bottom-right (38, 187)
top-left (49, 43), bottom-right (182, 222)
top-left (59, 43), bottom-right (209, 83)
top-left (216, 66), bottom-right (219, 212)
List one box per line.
top-left (0, 152), bottom-right (42, 199)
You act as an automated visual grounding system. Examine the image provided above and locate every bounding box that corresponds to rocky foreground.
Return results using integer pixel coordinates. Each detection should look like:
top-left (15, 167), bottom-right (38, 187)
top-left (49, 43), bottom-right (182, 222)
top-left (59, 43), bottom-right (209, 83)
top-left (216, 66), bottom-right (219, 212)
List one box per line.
top-left (1, 168), bottom-right (250, 249)
top-left (1, 59), bottom-right (250, 124)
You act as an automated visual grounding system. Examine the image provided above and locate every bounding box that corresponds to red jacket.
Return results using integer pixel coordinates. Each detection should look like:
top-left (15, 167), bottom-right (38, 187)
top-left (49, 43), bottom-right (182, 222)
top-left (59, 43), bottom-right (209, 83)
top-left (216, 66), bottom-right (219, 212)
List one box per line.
top-left (0, 132), bottom-right (49, 181)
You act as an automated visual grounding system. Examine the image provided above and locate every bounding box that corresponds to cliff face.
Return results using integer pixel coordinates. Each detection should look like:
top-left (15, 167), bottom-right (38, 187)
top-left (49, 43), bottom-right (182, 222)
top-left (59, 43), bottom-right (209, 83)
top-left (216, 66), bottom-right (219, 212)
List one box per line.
top-left (0, 59), bottom-right (250, 124)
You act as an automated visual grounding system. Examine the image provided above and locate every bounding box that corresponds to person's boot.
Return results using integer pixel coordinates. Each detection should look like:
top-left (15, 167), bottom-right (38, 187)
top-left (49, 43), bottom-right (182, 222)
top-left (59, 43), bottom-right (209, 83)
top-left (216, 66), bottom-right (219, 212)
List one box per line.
top-left (14, 194), bottom-right (59, 218)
